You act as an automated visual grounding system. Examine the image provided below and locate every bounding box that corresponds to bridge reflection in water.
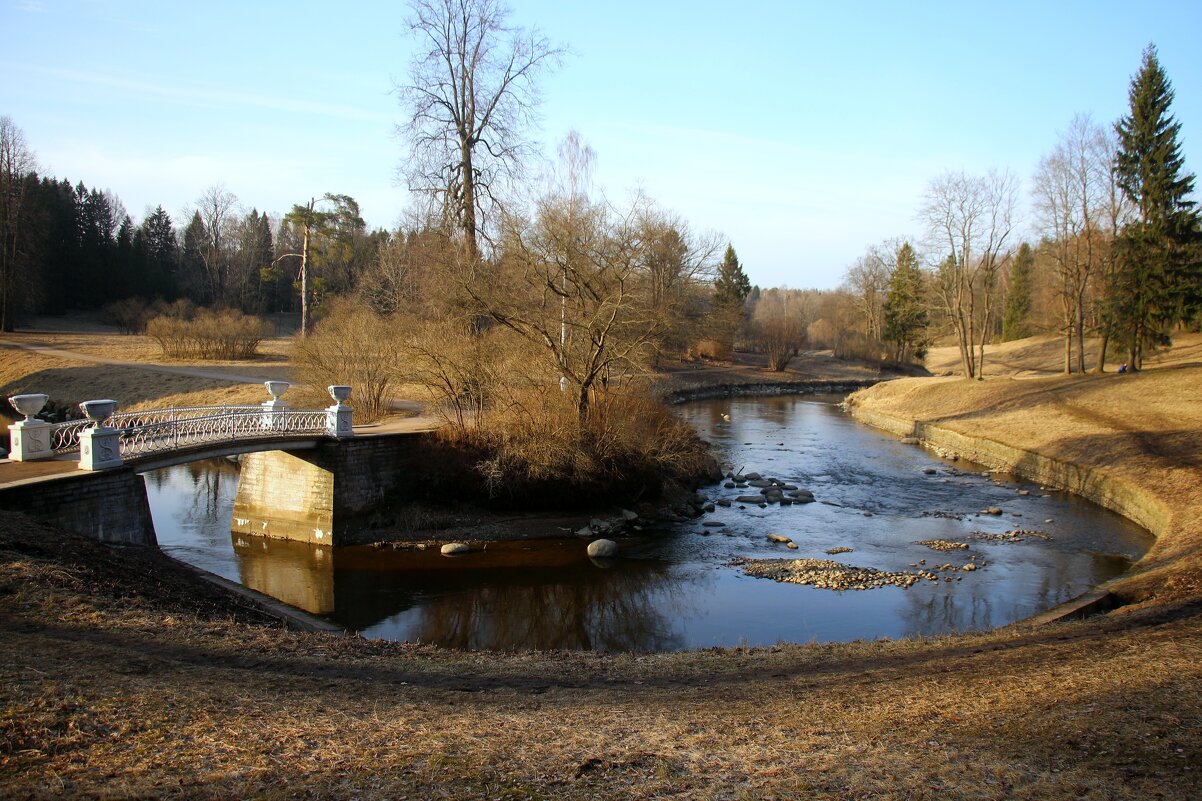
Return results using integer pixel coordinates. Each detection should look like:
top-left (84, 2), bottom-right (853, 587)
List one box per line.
top-left (231, 533), bottom-right (689, 652)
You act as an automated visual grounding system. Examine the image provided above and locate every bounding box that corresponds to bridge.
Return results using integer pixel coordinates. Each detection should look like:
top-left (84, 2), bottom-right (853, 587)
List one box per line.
top-left (0, 382), bottom-right (445, 549)
top-left (6, 382), bottom-right (354, 471)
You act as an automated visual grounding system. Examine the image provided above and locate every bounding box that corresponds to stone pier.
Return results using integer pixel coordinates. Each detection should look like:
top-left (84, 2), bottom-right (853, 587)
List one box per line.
top-left (231, 432), bottom-right (431, 547)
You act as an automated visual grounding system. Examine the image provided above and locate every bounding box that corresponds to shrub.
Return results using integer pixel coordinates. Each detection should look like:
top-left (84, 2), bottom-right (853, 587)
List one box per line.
top-left (290, 300), bottom-right (402, 422)
top-left (146, 309), bottom-right (272, 361)
top-left (833, 330), bottom-right (888, 362)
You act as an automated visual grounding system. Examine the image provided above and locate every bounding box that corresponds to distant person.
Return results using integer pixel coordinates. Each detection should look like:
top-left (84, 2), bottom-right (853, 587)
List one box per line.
top-left (1118, 363), bottom-right (1128, 374)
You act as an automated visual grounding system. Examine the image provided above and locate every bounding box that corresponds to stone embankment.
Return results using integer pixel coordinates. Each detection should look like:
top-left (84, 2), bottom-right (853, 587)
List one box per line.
top-left (841, 378), bottom-right (1201, 607)
top-left (661, 378), bottom-right (878, 406)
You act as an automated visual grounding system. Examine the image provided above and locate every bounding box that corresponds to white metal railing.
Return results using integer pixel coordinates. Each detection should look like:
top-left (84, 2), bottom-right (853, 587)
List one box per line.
top-left (9, 383), bottom-right (354, 469)
top-left (51, 406), bottom-right (330, 460)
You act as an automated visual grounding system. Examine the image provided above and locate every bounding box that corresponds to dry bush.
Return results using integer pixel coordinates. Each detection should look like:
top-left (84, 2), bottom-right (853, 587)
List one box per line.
top-left (403, 318), bottom-right (509, 432)
top-left (146, 308), bottom-right (271, 360)
top-left (834, 330), bottom-right (888, 362)
top-left (290, 300), bottom-right (402, 422)
top-left (457, 366), bottom-right (711, 501)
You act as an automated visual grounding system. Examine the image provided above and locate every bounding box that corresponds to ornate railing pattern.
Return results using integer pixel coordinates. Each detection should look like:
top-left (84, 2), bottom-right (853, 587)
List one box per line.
top-left (51, 405), bottom-right (330, 461)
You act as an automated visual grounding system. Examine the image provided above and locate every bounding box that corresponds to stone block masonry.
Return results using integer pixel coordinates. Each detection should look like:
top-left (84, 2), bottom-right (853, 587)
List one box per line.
top-left (232, 432), bottom-right (435, 547)
top-left (0, 467), bottom-right (156, 546)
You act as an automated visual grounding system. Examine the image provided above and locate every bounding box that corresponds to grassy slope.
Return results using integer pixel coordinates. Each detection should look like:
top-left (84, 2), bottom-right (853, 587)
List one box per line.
top-left (848, 333), bottom-right (1202, 606)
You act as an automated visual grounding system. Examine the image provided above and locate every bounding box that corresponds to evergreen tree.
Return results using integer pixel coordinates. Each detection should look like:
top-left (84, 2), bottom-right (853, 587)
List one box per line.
top-left (713, 244), bottom-right (751, 308)
top-left (709, 244), bottom-right (751, 348)
top-left (1002, 242), bottom-right (1035, 341)
top-left (882, 241), bottom-right (929, 362)
top-left (137, 206), bottom-right (179, 299)
top-left (1110, 44), bottom-right (1201, 368)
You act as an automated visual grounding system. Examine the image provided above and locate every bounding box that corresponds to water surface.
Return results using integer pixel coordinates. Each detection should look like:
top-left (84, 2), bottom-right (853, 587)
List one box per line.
top-left (145, 396), bottom-right (1152, 651)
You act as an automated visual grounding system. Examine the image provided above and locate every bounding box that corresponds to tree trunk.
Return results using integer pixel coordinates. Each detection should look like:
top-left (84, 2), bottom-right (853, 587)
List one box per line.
top-left (460, 138), bottom-right (479, 264)
top-left (300, 227), bottom-right (311, 337)
top-left (1093, 332), bottom-right (1110, 373)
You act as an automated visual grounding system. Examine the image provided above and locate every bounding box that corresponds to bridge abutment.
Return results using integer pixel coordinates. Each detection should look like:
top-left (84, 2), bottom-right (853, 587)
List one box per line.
top-left (231, 434), bottom-right (429, 547)
top-left (0, 467), bottom-right (157, 546)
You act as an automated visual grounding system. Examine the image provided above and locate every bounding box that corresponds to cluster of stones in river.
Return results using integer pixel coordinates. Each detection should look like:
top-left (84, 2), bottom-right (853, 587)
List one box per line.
top-left (718, 471), bottom-right (817, 508)
top-left (735, 557), bottom-right (941, 591)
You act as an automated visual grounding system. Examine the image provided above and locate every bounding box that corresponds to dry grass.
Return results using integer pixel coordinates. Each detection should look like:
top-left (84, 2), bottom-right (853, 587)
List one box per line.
top-left (0, 332), bottom-right (299, 417)
top-left (1, 330), bottom-right (1200, 798)
top-left (925, 331), bottom-right (1202, 377)
top-left (849, 333), bottom-right (1202, 607)
top-left (0, 511), bottom-right (1199, 799)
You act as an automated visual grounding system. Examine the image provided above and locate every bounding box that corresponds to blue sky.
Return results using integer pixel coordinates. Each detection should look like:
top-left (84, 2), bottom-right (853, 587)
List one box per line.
top-left (3, 0), bottom-right (1200, 289)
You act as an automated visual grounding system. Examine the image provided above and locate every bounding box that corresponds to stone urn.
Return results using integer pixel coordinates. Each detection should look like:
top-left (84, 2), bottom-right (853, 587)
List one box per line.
top-left (8, 393), bottom-right (49, 421)
top-left (327, 385), bottom-right (352, 406)
top-left (265, 381), bottom-right (291, 401)
top-left (79, 399), bottom-right (118, 427)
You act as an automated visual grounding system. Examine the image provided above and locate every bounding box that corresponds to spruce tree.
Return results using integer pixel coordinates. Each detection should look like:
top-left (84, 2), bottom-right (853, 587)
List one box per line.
top-left (1111, 44), bottom-right (1201, 368)
top-left (882, 241), bottom-right (929, 362)
top-left (1002, 242), bottom-right (1034, 341)
top-left (713, 244), bottom-right (751, 308)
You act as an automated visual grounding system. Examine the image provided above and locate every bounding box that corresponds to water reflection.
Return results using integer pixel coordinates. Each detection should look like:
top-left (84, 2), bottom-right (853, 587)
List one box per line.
top-left (144, 396), bottom-right (1154, 651)
top-left (225, 535), bottom-right (692, 651)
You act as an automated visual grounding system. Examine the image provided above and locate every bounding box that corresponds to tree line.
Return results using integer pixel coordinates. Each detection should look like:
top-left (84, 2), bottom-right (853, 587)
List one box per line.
top-left (836, 45), bottom-right (1200, 376)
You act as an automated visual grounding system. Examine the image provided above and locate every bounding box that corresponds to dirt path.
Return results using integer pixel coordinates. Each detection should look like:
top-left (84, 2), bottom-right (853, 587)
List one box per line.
top-left (0, 339), bottom-right (277, 385)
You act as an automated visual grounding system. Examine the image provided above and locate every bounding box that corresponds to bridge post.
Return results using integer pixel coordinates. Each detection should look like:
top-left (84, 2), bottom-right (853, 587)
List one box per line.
top-left (7, 394), bottom-right (54, 461)
top-left (78, 399), bottom-right (123, 471)
top-left (325, 385), bottom-right (354, 439)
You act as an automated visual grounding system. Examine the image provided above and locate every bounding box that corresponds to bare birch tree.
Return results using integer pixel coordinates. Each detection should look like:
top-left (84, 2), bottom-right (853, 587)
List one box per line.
top-left (921, 169), bottom-right (1018, 378)
top-left (396, 0), bottom-right (563, 263)
top-left (0, 116), bottom-right (37, 331)
top-left (1032, 114), bottom-right (1114, 373)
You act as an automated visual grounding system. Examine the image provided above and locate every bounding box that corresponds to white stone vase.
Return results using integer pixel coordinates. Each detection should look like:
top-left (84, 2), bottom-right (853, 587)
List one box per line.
top-left (8, 393), bottom-right (49, 421)
top-left (79, 399), bottom-right (118, 427)
top-left (265, 381), bottom-right (291, 401)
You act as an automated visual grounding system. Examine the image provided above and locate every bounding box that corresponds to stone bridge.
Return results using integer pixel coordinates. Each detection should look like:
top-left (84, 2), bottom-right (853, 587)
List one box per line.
top-left (1, 383), bottom-right (432, 548)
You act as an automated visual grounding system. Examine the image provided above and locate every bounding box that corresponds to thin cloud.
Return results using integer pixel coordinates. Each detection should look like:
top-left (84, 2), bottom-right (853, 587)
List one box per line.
top-left (17, 1), bottom-right (48, 12)
top-left (26, 65), bottom-right (392, 123)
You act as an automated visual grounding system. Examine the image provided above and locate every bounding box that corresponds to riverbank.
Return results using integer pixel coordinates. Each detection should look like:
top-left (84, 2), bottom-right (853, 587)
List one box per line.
top-left (844, 353), bottom-right (1202, 609)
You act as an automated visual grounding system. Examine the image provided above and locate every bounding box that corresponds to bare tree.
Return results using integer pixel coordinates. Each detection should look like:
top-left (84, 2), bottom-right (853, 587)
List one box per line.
top-left (752, 288), bottom-right (808, 371)
top-left (0, 116), bottom-right (37, 331)
top-left (1032, 114), bottom-right (1113, 373)
top-left (481, 192), bottom-right (661, 424)
top-left (397, 0), bottom-right (563, 263)
top-left (192, 184), bottom-right (239, 307)
top-left (921, 169), bottom-right (1018, 378)
top-left (843, 238), bottom-right (903, 342)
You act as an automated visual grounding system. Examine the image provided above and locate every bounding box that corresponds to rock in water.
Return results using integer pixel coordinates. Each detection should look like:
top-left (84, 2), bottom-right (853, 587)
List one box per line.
top-left (441, 542), bottom-right (470, 556)
top-left (587, 539), bottom-right (618, 558)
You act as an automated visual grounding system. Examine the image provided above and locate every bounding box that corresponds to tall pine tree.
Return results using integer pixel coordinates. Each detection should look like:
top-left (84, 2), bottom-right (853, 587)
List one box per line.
top-left (710, 243), bottom-right (751, 349)
top-left (713, 244), bottom-right (751, 308)
top-left (882, 241), bottom-right (929, 362)
top-left (1002, 242), bottom-right (1034, 341)
top-left (1111, 44), bottom-right (1201, 368)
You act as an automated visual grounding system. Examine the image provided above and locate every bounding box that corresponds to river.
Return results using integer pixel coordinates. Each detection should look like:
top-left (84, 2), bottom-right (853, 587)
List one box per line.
top-left (145, 395), bottom-right (1152, 651)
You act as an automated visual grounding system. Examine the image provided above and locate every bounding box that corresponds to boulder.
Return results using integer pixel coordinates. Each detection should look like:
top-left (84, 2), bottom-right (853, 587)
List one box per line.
top-left (441, 542), bottom-right (470, 556)
top-left (744, 472), bottom-right (762, 481)
top-left (587, 539), bottom-right (618, 558)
